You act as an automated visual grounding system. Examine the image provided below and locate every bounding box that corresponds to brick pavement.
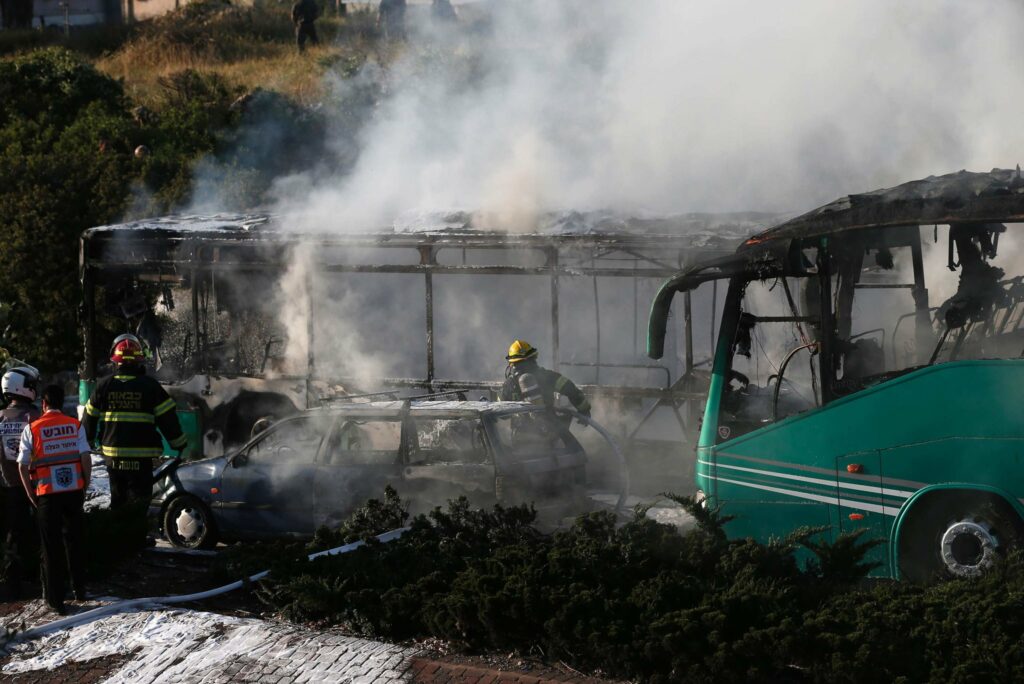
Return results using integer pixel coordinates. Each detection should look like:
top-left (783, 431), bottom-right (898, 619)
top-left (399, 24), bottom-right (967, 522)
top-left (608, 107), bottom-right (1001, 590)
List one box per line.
top-left (0, 602), bottom-right (612, 683)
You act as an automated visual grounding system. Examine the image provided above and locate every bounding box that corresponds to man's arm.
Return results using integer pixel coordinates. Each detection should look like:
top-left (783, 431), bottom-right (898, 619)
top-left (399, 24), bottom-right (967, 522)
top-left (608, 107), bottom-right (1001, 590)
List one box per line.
top-left (553, 374), bottom-right (591, 416)
top-left (76, 424), bottom-right (92, 488)
top-left (82, 385), bottom-right (102, 445)
top-left (18, 464), bottom-right (34, 507)
top-left (16, 425), bottom-right (35, 507)
top-left (153, 386), bottom-right (188, 454)
top-left (497, 377), bottom-right (517, 401)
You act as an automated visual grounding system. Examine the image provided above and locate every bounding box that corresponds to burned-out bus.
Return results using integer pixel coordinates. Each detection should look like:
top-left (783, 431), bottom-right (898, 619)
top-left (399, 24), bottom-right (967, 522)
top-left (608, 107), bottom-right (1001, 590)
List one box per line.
top-left (79, 212), bottom-right (766, 493)
top-left (648, 168), bottom-right (1024, 579)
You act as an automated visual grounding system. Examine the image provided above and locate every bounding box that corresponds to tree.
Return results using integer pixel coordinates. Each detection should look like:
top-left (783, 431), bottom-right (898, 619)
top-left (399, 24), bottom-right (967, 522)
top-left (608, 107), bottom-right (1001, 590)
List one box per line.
top-left (1, 0), bottom-right (34, 30)
top-left (0, 49), bottom-right (134, 372)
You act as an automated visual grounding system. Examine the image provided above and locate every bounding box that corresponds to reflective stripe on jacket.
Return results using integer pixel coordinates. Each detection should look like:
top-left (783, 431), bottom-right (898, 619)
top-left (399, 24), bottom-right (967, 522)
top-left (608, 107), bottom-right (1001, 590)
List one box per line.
top-left (499, 365), bottom-right (591, 414)
top-left (29, 413), bottom-right (85, 496)
top-left (82, 367), bottom-right (187, 459)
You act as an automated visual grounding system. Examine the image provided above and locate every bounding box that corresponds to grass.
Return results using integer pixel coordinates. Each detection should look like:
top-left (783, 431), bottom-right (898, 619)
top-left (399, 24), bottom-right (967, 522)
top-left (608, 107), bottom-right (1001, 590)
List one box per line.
top-left (98, 3), bottom-right (388, 105)
top-left (2, 1), bottom-right (395, 105)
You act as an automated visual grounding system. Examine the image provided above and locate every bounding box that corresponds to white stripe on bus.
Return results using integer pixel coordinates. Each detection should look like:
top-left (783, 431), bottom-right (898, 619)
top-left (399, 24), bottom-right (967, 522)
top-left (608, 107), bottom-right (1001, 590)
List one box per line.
top-left (711, 475), bottom-right (894, 516)
top-left (698, 460), bottom-right (914, 500)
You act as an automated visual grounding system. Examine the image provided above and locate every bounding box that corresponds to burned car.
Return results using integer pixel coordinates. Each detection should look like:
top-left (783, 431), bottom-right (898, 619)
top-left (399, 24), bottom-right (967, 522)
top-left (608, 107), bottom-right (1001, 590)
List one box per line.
top-left (151, 400), bottom-right (594, 548)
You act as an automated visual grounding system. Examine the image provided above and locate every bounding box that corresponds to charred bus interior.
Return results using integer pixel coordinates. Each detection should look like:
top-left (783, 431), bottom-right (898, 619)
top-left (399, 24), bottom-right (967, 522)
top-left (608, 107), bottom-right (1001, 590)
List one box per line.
top-left (650, 168), bottom-right (1024, 443)
top-left (81, 212), bottom-right (770, 496)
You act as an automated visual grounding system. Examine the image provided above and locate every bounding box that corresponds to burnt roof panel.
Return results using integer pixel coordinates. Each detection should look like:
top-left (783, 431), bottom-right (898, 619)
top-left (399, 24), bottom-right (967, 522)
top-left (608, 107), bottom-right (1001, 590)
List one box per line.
top-left (83, 210), bottom-right (777, 248)
top-left (741, 167), bottom-right (1024, 250)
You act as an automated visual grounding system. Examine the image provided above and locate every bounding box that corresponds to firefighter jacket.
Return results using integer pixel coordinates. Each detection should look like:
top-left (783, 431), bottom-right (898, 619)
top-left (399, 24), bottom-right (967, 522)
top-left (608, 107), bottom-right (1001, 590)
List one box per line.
top-left (0, 401), bottom-right (40, 487)
top-left (499, 364), bottom-right (591, 415)
top-left (18, 411), bottom-right (89, 496)
top-left (83, 368), bottom-right (187, 459)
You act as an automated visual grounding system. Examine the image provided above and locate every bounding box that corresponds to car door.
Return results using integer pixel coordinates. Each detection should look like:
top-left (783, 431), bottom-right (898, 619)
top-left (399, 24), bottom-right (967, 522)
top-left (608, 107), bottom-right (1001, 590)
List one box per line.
top-left (217, 414), bottom-right (326, 538)
top-left (486, 410), bottom-right (586, 506)
top-left (313, 415), bottom-right (405, 530)
top-left (401, 414), bottom-right (496, 510)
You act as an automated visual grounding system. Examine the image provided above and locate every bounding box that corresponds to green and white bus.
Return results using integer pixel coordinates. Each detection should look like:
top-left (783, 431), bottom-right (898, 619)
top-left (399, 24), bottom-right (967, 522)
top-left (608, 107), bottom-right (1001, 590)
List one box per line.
top-left (648, 168), bottom-right (1024, 580)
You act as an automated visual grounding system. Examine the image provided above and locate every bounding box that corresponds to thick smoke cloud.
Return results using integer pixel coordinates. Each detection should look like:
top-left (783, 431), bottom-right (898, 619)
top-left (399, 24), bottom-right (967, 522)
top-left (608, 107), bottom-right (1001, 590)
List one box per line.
top-left (274, 0), bottom-right (1024, 229)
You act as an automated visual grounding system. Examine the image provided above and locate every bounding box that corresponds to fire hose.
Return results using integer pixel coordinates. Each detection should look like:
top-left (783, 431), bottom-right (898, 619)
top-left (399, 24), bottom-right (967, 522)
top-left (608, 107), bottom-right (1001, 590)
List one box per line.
top-left (553, 408), bottom-right (630, 513)
top-left (14, 410), bottom-right (624, 642)
top-left (13, 527), bottom-right (409, 643)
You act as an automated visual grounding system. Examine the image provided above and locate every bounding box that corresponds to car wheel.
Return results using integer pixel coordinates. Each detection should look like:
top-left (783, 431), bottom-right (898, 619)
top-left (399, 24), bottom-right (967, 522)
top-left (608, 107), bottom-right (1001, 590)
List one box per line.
top-left (164, 495), bottom-right (218, 550)
top-left (899, 492), bottom-right (1023, 582)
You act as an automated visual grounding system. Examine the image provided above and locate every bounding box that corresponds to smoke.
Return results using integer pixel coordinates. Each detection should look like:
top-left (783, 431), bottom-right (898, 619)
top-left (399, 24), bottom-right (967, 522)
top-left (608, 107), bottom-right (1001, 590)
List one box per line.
top-left (149, 1), bottom-right (1024, 502)
top-left (271, 0), bottom-right (1024, 229)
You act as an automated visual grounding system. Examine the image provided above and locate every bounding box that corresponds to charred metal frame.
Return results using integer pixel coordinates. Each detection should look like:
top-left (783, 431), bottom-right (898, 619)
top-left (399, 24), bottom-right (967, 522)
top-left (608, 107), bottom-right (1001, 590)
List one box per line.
top-left (81, 220), bottom-right (737, 447)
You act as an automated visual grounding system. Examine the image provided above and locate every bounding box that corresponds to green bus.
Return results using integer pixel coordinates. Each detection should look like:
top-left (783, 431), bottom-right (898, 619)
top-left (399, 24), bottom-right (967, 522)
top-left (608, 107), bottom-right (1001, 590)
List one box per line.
top-left (647, 168), bottom-right (1024, 580)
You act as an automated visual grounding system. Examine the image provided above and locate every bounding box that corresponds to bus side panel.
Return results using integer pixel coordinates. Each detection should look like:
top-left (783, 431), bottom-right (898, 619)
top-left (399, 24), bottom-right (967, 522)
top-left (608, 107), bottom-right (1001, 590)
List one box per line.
top-left (705, 359), bottom-right (1024, 575)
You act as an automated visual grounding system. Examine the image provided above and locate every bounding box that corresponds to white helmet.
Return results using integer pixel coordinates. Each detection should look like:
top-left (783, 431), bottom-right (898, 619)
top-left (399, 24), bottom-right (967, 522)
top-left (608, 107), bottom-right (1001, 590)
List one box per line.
top-left (2, 366), bottom-right (39, 402)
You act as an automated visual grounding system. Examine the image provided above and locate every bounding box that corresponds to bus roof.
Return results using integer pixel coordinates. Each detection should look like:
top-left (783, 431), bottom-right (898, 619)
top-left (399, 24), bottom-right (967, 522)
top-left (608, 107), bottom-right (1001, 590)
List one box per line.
top-left (82, 210), bottom-right (772, 249)
top-left (647, 167), bottom-right (1024, 359)
top-left (741, 167), bottom-right (1024, 250)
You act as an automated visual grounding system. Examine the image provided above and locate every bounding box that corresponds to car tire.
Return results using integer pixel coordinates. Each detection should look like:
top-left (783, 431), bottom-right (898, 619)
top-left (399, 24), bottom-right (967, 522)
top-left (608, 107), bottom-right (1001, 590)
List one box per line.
top-left (898, 491), bottom-right (1023, 583)
top-left (164, 495), bottom-right (218, 550)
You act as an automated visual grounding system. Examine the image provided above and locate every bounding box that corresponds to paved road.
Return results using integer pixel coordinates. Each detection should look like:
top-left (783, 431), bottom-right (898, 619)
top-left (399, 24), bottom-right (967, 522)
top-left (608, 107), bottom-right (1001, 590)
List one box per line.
top-left (0, 602), bottom-right (606, 683)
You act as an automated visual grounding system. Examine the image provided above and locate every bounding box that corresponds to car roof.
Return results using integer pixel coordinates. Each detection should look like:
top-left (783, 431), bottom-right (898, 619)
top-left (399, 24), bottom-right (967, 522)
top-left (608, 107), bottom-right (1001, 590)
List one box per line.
top-left (295, 399), bottom-right (539, 419)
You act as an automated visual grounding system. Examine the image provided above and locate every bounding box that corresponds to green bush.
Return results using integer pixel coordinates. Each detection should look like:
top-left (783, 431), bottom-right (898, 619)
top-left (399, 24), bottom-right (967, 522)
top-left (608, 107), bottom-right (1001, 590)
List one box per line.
top-left (219, 489), bottom-right (1024, 682)
top-left (219, 491), bottom-right (893, 682)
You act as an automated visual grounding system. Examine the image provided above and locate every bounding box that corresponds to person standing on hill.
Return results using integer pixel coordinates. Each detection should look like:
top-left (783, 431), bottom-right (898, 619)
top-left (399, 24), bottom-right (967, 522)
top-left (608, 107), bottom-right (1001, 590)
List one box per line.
top-left (292, 0), bottom-right (321, 52)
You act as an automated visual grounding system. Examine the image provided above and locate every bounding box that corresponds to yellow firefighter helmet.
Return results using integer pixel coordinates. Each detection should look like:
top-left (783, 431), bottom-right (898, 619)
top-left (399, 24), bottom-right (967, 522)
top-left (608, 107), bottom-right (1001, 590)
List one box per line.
top-left (506, 340), bottom-right (538, 363)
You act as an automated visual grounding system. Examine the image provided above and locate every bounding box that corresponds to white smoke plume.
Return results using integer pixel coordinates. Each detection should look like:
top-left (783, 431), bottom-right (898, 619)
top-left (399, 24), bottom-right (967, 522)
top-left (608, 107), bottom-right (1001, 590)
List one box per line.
top-left (273, 0), bottom-right (1024, 230)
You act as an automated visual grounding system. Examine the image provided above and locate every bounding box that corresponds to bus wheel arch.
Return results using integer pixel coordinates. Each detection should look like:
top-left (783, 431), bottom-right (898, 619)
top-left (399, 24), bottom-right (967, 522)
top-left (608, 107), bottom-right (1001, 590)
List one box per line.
top-left (894, 486), bottom-right (1024, 582)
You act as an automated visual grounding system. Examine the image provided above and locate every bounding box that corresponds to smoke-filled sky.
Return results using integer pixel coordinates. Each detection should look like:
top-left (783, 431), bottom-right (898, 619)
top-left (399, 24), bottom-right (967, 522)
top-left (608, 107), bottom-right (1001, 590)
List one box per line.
top-left (271, 0), bottom-right (1024, 229)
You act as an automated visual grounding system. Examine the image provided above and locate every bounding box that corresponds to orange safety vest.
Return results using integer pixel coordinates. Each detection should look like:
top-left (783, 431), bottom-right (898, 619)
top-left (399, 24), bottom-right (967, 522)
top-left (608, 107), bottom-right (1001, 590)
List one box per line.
top-left (29, 412), bottom-right (86, 496)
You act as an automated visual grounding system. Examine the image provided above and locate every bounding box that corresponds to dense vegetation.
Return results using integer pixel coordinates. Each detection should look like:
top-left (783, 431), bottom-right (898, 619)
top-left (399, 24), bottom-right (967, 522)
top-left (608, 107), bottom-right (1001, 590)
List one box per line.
top-left (218, 489), bottom-right (1024, 683)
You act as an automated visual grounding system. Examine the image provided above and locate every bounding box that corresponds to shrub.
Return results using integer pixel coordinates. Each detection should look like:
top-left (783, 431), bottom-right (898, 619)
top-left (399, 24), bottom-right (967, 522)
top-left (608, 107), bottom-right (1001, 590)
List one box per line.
top-left (221, 491), bottom-right (885, 682)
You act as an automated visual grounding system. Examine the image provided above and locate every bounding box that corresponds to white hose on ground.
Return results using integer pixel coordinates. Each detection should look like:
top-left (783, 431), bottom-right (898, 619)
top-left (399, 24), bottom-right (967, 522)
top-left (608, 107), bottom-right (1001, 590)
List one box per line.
top-left (555, 408), bottom-right (630, 513)
top-left (13, 527), bottom-right (409, 643)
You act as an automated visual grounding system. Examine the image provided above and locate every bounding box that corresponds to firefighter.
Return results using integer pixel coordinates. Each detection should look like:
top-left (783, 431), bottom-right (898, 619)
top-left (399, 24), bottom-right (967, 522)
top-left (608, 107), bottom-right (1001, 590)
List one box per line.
top-left (17, 385), bottom-right (91, 614)
top-left (291, 0), bottom-right (321, 52)
top-left (83, 334), bottom-right (187, 531)
top-left (0, 367), bottom-right (40, 599)
top-left (499, 340), bottom-right (591, 417)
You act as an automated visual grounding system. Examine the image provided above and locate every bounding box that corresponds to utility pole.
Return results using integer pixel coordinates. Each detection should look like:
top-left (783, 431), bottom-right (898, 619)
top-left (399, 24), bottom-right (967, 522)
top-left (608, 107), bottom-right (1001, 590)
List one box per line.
top-left (59, 1), bottom-right (69, 35)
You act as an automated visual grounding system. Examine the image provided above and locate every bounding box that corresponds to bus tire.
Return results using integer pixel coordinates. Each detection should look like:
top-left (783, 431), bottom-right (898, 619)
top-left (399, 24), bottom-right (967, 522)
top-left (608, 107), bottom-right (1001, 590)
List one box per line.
top-left (898, 491), bottom-right (1024, 583)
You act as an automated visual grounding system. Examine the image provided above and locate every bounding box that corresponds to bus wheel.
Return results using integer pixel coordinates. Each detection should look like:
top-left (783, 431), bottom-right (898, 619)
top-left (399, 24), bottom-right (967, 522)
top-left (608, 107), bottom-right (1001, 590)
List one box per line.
top-left (899, 492), bottom-right (1024, 582)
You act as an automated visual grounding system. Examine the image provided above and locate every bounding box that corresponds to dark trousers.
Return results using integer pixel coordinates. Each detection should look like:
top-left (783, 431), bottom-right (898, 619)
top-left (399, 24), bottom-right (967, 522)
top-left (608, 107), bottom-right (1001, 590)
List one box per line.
top-left (107, 458), bottom-right (153, 510)
top-left (37, 490), bottom-right (85, 607)
top-left (108, 458), bottom-right (153, 546)
top-left (1, 486), bottom-right (34, 597)
top-left (296, 21), bottom-right (319, 51)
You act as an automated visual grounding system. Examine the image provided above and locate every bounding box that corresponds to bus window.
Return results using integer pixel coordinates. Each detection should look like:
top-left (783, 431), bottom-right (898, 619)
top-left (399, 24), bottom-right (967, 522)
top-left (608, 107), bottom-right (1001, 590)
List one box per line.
top-left (718, 277), bottom-right (819, 440)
